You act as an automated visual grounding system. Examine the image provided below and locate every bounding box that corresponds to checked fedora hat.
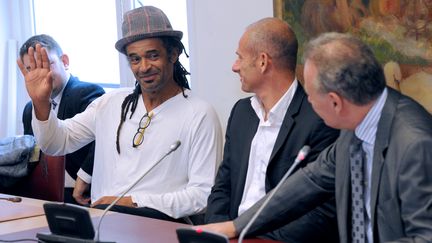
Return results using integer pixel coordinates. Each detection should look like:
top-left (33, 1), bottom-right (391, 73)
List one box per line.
top-left (115, 6), bottom-right (183, 54)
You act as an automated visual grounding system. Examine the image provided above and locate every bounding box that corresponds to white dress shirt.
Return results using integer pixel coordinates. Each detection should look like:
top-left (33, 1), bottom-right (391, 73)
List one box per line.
top-left (32, 88), bottom-right (223, 218)
top-left (238, 80), bottom-right (298, 215)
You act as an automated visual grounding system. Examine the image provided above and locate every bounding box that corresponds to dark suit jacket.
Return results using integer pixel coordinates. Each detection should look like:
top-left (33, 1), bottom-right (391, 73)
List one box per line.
top-left (22, 75), bottom-right (105, 180)
top-left (235, 88), bottom-right (432, 243)
top-left (206, 84), bottom-right (340, 242)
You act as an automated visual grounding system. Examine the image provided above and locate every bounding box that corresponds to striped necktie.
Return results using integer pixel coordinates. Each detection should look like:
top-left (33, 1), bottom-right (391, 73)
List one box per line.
top-left (51, 100), bottom-right (58, 110)
top-left (350, 135), bottom-right (366, 243)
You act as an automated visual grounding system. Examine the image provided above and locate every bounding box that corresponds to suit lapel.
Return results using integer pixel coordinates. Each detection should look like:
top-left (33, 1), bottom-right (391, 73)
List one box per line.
top-left (370, 89), bottom-right (398, 226)
top-left (336, 131), bottom-right (354, 243)
top-left (57, 76), bottom-right (74, 119)
top-left (234, 102), bottom-right (260, 208)
top-left (269, 85), bottom-right (305, 162)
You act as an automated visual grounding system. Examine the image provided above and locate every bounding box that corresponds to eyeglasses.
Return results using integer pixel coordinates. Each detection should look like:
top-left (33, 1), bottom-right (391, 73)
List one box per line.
top-left (133, 112), bottom-right (153, 148)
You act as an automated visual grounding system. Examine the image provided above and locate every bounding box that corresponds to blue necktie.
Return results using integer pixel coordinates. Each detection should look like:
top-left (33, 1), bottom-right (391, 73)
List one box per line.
top-left (350, 135), bottom-right (366, 243)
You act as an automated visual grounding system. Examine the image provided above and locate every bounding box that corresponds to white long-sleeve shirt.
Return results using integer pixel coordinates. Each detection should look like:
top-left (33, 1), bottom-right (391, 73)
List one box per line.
top-left (32, 88), bottom-right (223, 218)
top-left (238, 80), bottom-right (297, 215)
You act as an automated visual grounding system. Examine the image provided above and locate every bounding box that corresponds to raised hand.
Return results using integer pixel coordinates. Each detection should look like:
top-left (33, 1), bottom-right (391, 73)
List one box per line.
top-left (17, 43), bottom-right (53, 120)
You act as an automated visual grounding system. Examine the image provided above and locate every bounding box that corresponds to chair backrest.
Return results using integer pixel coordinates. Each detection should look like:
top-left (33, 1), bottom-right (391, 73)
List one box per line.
top-left (0, 153), bottom-right (65, 202)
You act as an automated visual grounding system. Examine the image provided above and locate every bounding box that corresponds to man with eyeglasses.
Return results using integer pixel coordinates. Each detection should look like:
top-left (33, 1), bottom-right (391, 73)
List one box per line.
top-left (19, 34), bottom-right (105, 204)
top-left (18, 6), bottom-right (223, 223)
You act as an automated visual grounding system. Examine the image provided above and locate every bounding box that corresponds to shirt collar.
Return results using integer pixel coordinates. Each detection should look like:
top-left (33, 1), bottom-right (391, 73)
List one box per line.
top-left (250, 79), bottom-right (298, 125)
top-left (355, 88), bottom-right (388, 145)
top-left (51, 76), bottom-right (70, 105)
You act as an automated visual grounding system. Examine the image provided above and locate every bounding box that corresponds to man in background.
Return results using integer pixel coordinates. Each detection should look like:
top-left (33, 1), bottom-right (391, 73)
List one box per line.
top-left (205, 18), bottom-right (339, 242)
top-left (20, 34), bottom-right (105, 204)
top-left (201, 32), bottom-right (432, 242)
top-left (18, 6), bottom-right (222, 223)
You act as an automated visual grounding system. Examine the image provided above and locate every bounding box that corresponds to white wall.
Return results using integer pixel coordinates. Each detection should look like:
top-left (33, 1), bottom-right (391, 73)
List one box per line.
top-left (0, 0), bottom-right (12, 138)
top-left (187, 0), bottom-right (273, 131)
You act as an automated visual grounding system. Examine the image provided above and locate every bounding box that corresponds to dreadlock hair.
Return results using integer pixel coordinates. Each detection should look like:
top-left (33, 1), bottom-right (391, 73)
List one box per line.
top-left (115, 82), bottom-right (141, 153)
top-left (160, 37), bottom-right (191, 93)
top-left (115, 36), bottom-right (190, 154)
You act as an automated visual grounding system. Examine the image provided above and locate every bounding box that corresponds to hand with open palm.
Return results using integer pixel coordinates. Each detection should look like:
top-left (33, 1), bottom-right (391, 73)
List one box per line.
top-left (17, 43), bottom-right (53, 121)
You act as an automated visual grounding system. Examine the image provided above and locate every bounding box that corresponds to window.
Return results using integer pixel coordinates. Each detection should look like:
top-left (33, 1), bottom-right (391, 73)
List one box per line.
top-left (33, 0), bottom-right (120, 88)
top-left (32, 0), bottom-right (189, 89)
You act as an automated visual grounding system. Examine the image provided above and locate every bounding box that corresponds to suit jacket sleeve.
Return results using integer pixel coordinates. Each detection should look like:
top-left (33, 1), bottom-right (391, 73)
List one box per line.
top-left (75, 84), bottom-right (105, 176)
top-left (79, 141), bottom-right (96, 175)
top-left (205, 101), bottom-right (238, 223)
top-left (302, 117), bottom-right (339, 166)
top-left (387, 138), bottom-right (432, 243)
top-left (234, 143), bottom-right (336, 236)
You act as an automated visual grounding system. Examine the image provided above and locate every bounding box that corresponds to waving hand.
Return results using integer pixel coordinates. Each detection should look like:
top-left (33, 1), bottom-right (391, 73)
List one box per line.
top-left (17, 44), bottom-right (53, 121)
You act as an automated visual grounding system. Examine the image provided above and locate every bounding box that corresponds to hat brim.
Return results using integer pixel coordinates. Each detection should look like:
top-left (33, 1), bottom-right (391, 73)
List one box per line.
top-left (115, 31), bottom-right (183, 54)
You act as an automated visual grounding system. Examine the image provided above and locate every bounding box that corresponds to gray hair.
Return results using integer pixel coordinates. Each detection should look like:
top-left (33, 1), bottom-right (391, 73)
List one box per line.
top-left (303, 32), bottom-right (385, 105)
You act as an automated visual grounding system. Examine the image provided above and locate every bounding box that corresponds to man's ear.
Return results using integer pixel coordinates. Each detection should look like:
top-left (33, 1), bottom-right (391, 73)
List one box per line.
top-left (328, 92), bottom-right (343, 113)
top-left (61, 54), bottom-right (70, 69)
top-left (258, 52), bottom-right (270, 73)
top-left (170, 48), bottom-right (179, 63)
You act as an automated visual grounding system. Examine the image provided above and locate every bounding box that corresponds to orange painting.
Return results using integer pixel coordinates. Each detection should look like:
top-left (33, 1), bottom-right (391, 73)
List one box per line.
top-left (274, 0), bottom-right (432, 113)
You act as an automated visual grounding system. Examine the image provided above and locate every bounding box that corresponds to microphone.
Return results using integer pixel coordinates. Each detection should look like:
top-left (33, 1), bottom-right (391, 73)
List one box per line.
top-left (0, 196), bottom-right (22, 203)
top-left (94, 140), bottom-right (181, 241)
top-left (237, 145), bottom-right (311, 243)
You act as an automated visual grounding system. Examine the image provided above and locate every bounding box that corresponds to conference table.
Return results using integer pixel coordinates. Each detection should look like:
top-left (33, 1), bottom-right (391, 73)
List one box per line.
top-left (0, 194), bottom-right (281, 243)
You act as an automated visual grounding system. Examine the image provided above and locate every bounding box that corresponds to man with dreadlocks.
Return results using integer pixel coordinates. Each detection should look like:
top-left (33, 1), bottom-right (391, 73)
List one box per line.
top-left (17, 6), bottom-right (223, 223)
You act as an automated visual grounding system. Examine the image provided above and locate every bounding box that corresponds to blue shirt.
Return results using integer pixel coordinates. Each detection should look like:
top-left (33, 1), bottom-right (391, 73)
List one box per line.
top-left (354, 88), bottom-right (388, 243)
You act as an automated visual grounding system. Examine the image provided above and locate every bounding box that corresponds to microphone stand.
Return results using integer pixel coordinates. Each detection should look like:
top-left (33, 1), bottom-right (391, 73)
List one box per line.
top-left (0, 196), bottom-right (22, 202)
top-left (94, 140), bottom-right (181, 242)
top-left (237, 145), bottom-right (311, 243)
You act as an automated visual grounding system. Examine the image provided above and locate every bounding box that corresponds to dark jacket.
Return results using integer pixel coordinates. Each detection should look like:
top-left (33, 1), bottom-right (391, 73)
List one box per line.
top-left (206, 84), bottom-right (340, 242)
top-left (234, 88), bottom-right (432, 243)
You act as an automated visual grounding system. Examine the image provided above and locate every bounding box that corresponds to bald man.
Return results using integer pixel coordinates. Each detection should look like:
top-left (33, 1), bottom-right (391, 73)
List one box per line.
top-left (205, 18), bottom-right (339, 242)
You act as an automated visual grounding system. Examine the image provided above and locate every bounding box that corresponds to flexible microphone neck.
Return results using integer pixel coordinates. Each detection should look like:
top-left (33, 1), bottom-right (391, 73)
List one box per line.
top-left (237, 145), bottom-right (311, 243)
top-left (94, 140), bottom-right (181, 241)
top-left (0, 196), bottom-right (22, 203)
